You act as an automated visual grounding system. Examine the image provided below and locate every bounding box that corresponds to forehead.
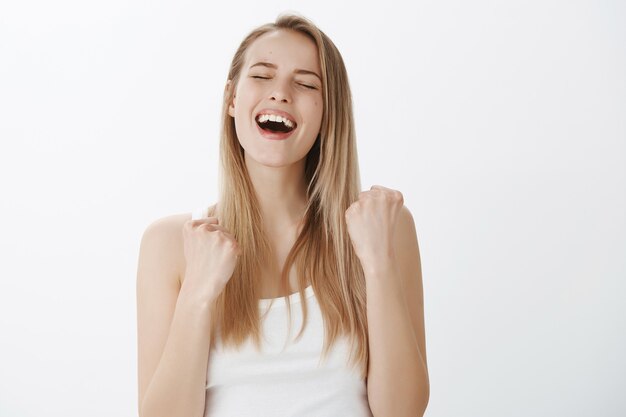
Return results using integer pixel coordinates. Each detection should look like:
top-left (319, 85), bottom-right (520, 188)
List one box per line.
top-left (245, 29), bottom-right (320, 73)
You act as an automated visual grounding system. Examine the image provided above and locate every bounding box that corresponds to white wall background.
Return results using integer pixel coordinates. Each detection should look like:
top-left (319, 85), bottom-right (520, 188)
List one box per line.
top-left (0, 0), bottom-right (624, 416)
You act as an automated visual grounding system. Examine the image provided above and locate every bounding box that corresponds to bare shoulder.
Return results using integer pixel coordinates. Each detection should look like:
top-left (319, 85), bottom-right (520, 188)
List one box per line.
top-left (398, 204), bottom-right (416, 234)
top-left (141, 203), bottom-right (218, 283)
top-left (139, 211), bottom-right (194, 288)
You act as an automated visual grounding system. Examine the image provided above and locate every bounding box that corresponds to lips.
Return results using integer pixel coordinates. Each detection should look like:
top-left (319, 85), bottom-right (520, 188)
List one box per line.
top-left (253, 107), bottom-right (299, 141)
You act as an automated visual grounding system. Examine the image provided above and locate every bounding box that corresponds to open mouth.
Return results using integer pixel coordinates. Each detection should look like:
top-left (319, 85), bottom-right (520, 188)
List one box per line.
top-left (255, 114), bottom-right (297, 134)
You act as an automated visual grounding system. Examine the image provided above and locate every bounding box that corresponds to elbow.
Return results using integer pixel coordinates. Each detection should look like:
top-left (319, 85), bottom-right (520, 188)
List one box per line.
top-left (368, 381), bottom-right (429, 417)
top-left (414, 371), bottom-right (430, 416)
top-left (369, 397), bottom-right (429, 417)
top-left (416, 386), bottom-right (430, 417)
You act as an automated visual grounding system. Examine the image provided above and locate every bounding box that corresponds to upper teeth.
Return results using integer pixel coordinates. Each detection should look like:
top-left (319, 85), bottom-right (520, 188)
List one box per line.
top-left (257, 113), bottom-right (295, 129)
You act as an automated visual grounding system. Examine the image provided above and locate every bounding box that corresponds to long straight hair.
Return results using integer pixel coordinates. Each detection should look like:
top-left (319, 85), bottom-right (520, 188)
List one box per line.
top-left (208, 13), bottom-right (368, 379)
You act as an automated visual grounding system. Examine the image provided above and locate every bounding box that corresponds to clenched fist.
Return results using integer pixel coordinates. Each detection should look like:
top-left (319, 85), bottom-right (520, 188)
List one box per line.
top-left (180, 217), bottom-right (240, 304)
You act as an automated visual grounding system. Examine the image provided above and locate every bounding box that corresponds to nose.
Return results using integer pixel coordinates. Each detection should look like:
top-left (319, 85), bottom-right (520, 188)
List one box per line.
top-left (269, 78), bottom-right (292, 103)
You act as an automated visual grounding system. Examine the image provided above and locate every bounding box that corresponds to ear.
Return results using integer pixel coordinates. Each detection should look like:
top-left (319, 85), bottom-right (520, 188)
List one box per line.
top-left (226, 79), bottom-right (236, 118)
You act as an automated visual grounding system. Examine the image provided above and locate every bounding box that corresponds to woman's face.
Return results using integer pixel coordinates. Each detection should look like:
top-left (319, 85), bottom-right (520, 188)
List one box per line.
top-left (228, 29), bottom-right (323, 168)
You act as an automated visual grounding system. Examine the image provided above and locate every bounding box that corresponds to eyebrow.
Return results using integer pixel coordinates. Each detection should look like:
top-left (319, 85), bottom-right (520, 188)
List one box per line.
top-left (249, 61), bottom-right (322, 82)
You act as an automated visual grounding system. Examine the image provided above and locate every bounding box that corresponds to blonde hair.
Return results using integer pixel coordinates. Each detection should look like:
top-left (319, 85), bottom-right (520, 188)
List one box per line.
top-left (209, 12), bottom-right (368, 379)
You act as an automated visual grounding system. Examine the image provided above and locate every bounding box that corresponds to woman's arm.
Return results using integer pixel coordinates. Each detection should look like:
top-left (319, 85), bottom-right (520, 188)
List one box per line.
top-left (136, 215), bottom-right (215, 417)
top-left (345, 188), bottom-right (429, 417)
top-left (364, 206), bottom-right (429, 416)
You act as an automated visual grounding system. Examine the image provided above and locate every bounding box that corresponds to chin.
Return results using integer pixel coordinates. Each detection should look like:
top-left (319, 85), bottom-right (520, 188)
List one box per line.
top-left (244, 151), bottom-right (297, 169)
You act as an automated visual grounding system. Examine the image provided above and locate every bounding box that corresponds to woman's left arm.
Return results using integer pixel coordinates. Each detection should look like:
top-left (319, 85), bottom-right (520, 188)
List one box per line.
top-left (345, 186), bottom-right (429, 417)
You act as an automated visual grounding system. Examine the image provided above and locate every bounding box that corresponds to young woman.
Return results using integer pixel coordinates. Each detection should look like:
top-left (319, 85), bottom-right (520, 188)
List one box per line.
top-left (136, 13), bottom-right (429, 417)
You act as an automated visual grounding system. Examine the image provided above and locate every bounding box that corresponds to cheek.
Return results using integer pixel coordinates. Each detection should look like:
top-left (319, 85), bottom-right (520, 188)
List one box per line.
top-left (313, 100), bottom-right (323, 124)
top-left (235, 80), bottom-right (259, 107)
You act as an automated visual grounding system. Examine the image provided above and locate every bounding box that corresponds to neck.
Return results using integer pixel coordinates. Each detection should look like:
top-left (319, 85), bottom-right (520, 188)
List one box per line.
top-left (244, 155), bottom-right (309, 235)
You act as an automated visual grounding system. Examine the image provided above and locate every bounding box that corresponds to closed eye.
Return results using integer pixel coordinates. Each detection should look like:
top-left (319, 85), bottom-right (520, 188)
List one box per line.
top-left (250, 76), bottom-right (317, 90)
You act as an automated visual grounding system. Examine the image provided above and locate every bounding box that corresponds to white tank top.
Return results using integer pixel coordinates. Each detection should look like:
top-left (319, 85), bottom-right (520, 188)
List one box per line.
top-left (191, 206), bottom-right (373, 417)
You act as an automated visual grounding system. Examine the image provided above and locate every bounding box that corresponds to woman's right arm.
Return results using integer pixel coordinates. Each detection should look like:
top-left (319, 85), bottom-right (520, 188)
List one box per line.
top-left (136, 215), bottom-right (215, 417)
